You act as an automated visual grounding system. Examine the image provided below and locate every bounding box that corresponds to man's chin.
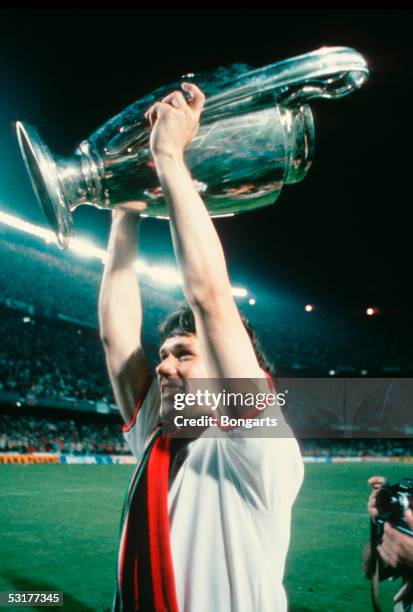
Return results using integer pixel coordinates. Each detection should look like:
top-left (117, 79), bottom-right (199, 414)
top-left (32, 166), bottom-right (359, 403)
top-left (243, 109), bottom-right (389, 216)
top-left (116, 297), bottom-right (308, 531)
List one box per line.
top-left (160, 388), bottom-right (181, 425)
top-left (161, 380), bottom-right (187, 399)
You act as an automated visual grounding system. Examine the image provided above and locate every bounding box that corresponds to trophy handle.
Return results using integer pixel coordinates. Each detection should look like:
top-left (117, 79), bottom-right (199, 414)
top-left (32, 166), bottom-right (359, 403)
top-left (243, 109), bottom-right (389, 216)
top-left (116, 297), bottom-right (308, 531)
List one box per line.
top-left (272, 47), bottom-right (369, 107)
top-left (202, 47), bottom-right (368, 120)
top-left (16, 122), bottom-right (77, 249)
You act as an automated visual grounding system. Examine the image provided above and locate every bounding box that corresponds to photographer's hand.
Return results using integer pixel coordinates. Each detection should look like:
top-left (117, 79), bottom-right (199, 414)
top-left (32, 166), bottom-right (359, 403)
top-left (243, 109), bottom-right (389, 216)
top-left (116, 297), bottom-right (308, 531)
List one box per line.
top-left (367, 475), bottom-right (386, 521)
top-left (377, 509), bottom-right (413, 570)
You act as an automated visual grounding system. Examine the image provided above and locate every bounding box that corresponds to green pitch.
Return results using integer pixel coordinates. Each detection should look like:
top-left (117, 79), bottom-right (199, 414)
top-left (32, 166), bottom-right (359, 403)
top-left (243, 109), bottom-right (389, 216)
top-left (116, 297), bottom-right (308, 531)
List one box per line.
top-left (0, 462), bottom-right (412, 611)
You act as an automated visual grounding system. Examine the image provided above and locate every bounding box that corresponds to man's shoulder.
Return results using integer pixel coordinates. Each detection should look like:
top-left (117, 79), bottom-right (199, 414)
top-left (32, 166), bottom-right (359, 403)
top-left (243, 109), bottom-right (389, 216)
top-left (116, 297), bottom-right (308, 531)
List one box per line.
top-left (122, 379), bottom-right (161, 459)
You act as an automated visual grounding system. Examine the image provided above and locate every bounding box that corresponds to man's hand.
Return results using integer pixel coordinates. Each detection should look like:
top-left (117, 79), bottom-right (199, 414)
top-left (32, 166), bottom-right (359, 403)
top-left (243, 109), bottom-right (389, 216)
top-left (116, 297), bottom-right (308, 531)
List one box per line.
top-left (367, 475), bottom-right (386, 521)
top-left (144, 83), bottom-right (205, 159)
top-left (377, 509), bottom-right (413, 570)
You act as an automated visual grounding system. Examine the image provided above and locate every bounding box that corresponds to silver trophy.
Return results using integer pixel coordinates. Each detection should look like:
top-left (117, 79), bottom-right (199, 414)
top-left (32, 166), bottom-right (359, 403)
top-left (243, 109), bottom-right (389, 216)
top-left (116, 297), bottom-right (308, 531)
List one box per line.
top-left (16, 47), bottom-right (368, 249)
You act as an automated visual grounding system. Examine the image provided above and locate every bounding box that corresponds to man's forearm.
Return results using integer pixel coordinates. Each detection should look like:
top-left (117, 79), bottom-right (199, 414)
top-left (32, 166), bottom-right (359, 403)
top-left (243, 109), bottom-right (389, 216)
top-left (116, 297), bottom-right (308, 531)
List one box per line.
top-left (155, 152), bottom-right (232, 308)
top-left (99, 210), bottom-right (142, 353)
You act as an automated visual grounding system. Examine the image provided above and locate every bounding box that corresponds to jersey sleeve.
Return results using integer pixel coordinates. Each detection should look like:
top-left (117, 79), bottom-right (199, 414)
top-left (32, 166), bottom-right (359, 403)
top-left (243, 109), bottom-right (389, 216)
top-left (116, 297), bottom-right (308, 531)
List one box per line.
top-left (216, 374), bottom-right (304, 510)
top-left (122, 378), bottom-right (161, 459)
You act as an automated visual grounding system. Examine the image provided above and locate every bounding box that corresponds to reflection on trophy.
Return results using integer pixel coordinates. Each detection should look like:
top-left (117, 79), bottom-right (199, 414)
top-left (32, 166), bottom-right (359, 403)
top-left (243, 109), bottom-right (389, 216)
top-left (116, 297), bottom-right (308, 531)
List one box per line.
top-left (16, 47), bottom-right (368, 249)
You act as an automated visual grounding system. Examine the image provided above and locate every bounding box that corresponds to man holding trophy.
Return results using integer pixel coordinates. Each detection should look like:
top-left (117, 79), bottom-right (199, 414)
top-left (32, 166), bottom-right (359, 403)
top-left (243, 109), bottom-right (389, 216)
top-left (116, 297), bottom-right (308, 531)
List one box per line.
top-left (99, 83), bottom-right (304, 611)
top-left (13, 46), bottom-right (369, 611)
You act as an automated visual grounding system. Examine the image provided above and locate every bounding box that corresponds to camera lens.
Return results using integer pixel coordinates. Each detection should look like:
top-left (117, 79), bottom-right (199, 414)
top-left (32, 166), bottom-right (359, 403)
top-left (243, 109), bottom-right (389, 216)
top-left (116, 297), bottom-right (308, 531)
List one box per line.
top-left (376, 486), bottom-right (400, 521)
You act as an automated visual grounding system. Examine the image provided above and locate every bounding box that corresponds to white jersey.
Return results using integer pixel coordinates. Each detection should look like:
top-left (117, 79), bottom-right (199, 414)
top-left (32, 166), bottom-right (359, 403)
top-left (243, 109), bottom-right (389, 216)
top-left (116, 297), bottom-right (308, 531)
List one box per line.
top-left (123, 380), bottom-right (304, 612)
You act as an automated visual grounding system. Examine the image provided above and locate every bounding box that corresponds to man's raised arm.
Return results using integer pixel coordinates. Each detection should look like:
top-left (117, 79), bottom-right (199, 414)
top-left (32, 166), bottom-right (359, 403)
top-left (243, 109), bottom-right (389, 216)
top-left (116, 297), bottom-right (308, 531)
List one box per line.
top-left (146, 83), bottom-right (263, 380)
top-left (99, 209), bottom-right (151, 424)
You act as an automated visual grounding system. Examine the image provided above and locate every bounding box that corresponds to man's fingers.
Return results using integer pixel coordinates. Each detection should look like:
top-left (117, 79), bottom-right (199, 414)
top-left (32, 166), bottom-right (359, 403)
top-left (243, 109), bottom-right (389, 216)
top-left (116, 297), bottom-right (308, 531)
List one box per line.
top-left (144, 104), bottom-right (156, 126)
top-left (148, 105), bottom-right (158, 128)
top-left (145, 102), bottom-right (168, 127)
top-left (144, 85), bottom-right (205, 130)
top-left (162, 90), bottom-right (187, 109)
top-left (144, 103), bottom-right (155, 120)
top-left (181, 82), bottom-right (205, 113)
top-left (149, 103), bottom-right (166, 127)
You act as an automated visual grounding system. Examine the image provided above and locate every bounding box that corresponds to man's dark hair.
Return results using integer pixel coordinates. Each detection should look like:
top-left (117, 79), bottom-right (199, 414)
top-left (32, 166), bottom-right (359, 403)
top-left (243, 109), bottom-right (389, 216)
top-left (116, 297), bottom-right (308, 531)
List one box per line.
top-left (158, 303), bottom-right (274, 375)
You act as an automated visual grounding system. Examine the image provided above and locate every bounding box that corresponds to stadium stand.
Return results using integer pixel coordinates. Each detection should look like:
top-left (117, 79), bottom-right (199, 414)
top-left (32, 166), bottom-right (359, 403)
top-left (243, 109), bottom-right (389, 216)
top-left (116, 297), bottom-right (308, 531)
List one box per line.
top-left (0, 411), bottom-right (129, 455)
top-left (1, 407), bottom-right (413, 459)
top-left (0, 305), bottom-right (112, 402)
top-left (300, 438), bottom-right (413, 457)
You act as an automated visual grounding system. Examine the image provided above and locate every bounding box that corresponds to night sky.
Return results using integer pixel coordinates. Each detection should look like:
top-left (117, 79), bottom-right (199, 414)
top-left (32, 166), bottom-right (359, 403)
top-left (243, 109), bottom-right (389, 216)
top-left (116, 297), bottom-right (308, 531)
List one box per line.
top-left (0, 10), bottom-right (411, 313)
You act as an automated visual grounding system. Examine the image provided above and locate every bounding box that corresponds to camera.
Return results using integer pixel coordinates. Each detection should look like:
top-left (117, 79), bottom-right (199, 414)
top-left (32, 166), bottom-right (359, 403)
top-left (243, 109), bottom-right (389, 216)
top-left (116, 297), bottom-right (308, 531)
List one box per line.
top-left (375, 478), bottom-right (413, 537)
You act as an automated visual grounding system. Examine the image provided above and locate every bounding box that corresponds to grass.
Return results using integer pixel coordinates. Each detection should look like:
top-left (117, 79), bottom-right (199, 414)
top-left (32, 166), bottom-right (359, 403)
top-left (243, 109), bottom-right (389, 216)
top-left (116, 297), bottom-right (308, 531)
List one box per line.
top-left (1, 462), bottom-right (411, 611)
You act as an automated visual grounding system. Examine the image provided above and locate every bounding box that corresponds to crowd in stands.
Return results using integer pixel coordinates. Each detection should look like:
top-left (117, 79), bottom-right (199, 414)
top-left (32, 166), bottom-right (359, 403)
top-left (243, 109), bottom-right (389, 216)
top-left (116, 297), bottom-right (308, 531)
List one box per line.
top-left (300, 438), bottom-right (413, 457)
top-left (0, 412), bottom-right (130, 455)
top-left (0, 306), bottom-right (114, 403)
top-left (2, 410), bottom-right (413, 457)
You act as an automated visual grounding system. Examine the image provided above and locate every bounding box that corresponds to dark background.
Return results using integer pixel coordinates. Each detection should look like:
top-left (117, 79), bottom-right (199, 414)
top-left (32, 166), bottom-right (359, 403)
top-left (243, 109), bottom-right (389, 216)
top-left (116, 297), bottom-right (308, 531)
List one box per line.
top-left (0, 9), bottom-right (411, 314)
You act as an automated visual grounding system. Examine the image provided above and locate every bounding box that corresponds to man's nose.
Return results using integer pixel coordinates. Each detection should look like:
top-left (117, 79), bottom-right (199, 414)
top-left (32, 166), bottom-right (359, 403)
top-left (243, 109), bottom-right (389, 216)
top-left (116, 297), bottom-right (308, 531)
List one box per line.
top-left (156, 355), bottom-right (178, 377)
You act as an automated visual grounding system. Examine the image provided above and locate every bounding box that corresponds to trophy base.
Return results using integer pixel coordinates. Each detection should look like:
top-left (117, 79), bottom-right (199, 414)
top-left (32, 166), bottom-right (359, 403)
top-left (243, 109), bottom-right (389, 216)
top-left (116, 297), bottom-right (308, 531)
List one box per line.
top-left (16, 122), bottom-right (74, 249)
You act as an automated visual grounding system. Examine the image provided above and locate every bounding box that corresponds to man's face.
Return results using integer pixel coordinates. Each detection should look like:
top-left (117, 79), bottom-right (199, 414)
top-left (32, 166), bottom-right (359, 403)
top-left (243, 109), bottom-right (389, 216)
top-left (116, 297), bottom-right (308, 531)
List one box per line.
top-left (156, 333), bottom-right (208, 388)
top-left (156, 334), bottom-right (211, 421)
